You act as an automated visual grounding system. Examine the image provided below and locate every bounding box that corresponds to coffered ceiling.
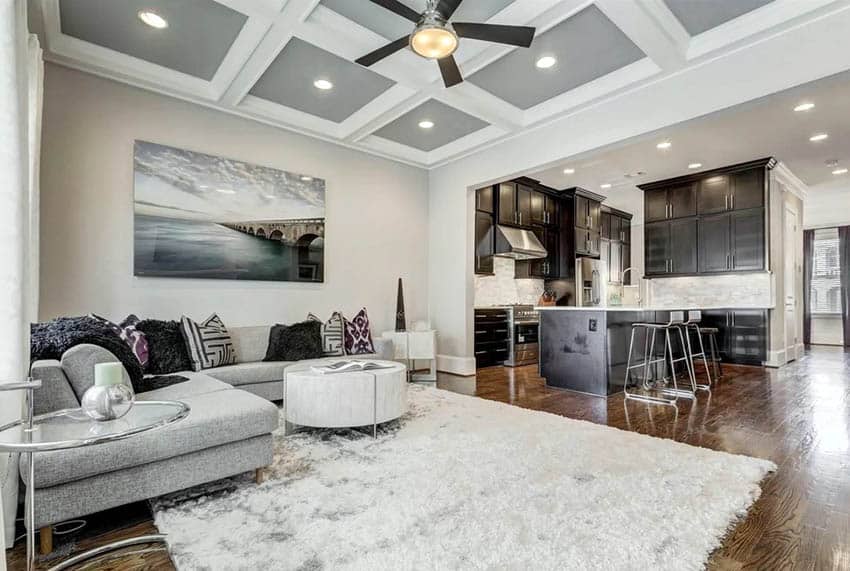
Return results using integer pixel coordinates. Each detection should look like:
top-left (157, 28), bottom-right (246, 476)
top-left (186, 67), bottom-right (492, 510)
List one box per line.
top-left (31, 0), bottom-right (846, 168)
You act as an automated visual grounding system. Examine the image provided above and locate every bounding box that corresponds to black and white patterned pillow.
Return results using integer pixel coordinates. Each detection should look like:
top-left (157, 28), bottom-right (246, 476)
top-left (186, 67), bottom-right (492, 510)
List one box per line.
top-left (179, 313), bottom-right (237, 371)
top-left (307, 312), bottom-right (345, 356)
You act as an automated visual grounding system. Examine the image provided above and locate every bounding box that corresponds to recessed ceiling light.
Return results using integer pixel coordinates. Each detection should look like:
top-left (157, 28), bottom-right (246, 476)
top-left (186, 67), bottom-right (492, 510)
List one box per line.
top-left (688, 163), bottom-right (702, 169)
top-left (418, 120), bottom-right (435, 129)
top-left (264, 194), bottom-right (276, 199)
top-left (138, 10), bottom-right (168, 29)
top-left (833, 168), bottom-right (849, 175)
top-left (313, 79), bottom-right (333, 90)
top-left (216, 188), bottom-right (235, 194)
top-left (794, 102), bottom-right (815, 112)
top-left (563, 168), bottom-right (575, 174)
top-left (300, 176), bottom-right (313, 182)
top-left (535, 55), bottom-right (557, 69)
top-left (810, 133), bottom-right (829, 142)
top-left (656, 141), bottom-right (672, 150)
top-left (600, 183), bottom-right (612, 189)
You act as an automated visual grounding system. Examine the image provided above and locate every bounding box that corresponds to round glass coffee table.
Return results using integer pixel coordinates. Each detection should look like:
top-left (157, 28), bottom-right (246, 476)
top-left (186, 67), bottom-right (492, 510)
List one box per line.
top-left (0, 396), bottom-right (189, 571)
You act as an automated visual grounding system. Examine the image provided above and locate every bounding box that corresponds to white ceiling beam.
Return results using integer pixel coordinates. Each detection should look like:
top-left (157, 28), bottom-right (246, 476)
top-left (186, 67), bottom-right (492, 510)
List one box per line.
top-left (433, 83), bottom-right (523, 131)
top-left (687, 0), bottom-right (846, 60)
top-left (218, 0), bottom-right (320, 106)
top-left (343, 92), bottom-right (432, 143)
top-left (595, 0), bottom-right (688, 72)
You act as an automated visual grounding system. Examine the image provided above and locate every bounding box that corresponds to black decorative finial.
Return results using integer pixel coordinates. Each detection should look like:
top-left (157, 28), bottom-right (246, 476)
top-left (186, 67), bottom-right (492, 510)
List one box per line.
top-left (395, 278), bottom-right (406, 332)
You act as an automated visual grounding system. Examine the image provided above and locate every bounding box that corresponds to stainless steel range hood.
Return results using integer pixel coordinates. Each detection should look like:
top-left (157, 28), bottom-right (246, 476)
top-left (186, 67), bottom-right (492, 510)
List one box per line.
top-left (494, 225), bottom-right (547, 260)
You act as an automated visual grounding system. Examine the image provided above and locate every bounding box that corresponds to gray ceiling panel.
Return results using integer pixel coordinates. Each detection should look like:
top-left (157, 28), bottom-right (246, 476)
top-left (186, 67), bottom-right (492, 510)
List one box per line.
top-left (373, 99), bottom-right (488, 151)
top-left (664, 0), bottom-right (774, 36)
top-left (467, 5), bottom-right (645, 110)
top-left (320, 0), bottom-right (516, 40)
top-left (59, 0), bottom-right (246, 81)
top-left (249, 38), bottom-right (395, 123)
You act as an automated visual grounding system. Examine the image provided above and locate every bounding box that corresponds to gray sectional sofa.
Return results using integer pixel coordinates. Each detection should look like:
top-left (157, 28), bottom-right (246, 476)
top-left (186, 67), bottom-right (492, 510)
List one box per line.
top-left (27, 325), bottom-right (392, 553)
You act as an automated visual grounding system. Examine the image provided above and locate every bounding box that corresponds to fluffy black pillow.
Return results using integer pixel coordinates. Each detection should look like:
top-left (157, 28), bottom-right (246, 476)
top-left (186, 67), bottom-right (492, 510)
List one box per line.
top-left (264, 320), bottom-right (323, 361)
top-left (31, 316), bottom-right (144, 388)
top-left (136, 319), bottom-right (193, 374)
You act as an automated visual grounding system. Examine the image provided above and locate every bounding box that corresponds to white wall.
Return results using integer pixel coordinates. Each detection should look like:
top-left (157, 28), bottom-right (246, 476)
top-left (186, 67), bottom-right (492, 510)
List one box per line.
top-left (811, 315), bottom-right (843, 345)
top-left (805, 186), bottom-right (850, 228)
top-left (39, 65), bottom-right (429, 332)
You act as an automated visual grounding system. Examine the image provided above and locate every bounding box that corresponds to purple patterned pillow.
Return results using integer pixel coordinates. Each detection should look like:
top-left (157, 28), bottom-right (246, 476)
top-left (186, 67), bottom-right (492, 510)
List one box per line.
top-left (90, 313), bottom-right (149, 367)
top-left (343, 308), bottom-right (376, 355)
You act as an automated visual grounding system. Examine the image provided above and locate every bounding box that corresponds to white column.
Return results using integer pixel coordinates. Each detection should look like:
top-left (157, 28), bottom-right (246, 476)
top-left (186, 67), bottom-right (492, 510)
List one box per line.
top-left (0, 0), bottom-right (32, 560)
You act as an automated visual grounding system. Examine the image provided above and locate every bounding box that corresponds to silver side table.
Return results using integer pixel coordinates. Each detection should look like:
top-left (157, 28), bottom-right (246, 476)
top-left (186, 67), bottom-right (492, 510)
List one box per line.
top-left (0, 380), bottom-right (189, 571)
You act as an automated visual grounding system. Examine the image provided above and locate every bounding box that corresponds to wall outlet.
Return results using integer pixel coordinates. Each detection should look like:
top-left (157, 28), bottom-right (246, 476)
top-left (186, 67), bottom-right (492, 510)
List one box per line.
top-left (588, 318), bottom-right (597, 332)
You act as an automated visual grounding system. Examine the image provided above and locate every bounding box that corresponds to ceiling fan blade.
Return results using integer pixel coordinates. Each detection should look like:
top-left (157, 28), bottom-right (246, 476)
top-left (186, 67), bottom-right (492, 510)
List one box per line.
top-left (367, 0), bottom-right (421, 23)
top-left (355, 36), bottom-right (410, 67)
top-left (437, 55), bottom-right (463, 88)
top-left (453, 22), bottom-right (536, 47)
top-left (437, 0), bottom-right (464, 19)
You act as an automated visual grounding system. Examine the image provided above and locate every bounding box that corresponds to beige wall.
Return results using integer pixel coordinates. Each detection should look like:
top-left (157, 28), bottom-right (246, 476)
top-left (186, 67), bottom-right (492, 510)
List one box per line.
top-left (39, 65), bottom-right (429, 331)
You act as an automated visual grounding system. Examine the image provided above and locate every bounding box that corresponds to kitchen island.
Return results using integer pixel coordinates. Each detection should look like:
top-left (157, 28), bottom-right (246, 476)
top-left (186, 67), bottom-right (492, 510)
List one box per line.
top-left (536, 306), bottom-right (769, 396)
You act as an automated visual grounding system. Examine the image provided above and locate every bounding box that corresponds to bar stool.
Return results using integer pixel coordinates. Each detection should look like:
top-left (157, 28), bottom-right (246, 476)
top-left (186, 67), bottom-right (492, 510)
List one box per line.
top-left (697, 321), bottom-right (723, 381)
top-left (681, 310), bottom-right (713, 392)
top-left (623, 311), bottom-right (697, 407)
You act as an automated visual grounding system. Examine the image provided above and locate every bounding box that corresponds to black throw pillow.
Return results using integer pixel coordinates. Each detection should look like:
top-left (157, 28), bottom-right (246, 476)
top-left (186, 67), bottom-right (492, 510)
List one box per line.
top-left (136, 319), bottom-right (193, 374)
top-left (30, 316), bottom-right (144, 388)
top-left (264, 320), bottom-right (323, 361)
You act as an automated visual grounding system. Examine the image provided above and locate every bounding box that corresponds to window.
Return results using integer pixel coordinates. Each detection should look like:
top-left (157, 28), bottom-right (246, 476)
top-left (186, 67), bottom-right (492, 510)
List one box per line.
top-left (811, 227), bottom-right (841, 314)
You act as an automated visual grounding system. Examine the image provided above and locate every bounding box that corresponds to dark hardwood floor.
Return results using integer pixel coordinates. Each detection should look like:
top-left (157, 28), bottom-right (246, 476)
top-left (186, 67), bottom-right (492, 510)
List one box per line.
top-left (7, 347), bottom-right (850, 570)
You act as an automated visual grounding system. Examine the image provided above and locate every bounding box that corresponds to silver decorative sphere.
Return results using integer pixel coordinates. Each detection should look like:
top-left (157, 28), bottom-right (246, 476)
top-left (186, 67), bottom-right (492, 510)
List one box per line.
top-left (81, 383), bottom-right (135, 421)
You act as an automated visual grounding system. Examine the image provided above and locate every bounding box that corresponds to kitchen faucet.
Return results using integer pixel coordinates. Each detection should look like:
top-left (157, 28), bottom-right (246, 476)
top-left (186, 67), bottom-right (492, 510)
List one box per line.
top-left (621, 267), bottom-right (642, 306)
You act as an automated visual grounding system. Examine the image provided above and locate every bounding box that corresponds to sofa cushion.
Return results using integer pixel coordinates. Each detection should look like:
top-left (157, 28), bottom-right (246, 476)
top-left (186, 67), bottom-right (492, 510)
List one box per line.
top-left (229, 326), bottom-right (270, 363)
top-left (137, 373), bottom-right (232, 400)
top-left (205, 361), bottom-right (290, 387)
top-left (23, 388), bottom-right (279, 488)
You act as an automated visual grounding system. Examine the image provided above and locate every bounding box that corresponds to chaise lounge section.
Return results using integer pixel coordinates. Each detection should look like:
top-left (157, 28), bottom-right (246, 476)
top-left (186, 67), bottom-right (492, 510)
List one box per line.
top-left (26, 325), bottom-right (392, 554)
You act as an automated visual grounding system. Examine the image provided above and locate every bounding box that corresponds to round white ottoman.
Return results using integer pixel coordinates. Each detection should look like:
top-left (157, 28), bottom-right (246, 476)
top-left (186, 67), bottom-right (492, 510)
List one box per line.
top-left (283, 360), bottom-right (408, 437)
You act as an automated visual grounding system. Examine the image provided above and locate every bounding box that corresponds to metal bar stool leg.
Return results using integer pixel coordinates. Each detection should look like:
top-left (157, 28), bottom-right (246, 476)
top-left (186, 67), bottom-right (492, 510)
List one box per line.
top-left (624, 324), bottom-right (676, 408)
top-left (692, 323), bottom-right (713, 387)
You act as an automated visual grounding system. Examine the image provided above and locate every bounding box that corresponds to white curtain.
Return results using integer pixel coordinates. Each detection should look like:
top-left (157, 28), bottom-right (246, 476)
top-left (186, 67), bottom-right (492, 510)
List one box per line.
top-left (0, 0), bottom-right (42, 556)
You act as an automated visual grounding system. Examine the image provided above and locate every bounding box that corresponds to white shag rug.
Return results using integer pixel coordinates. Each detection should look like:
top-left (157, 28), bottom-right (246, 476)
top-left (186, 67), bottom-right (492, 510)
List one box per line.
top-left (153, 385), bottom-right (775, 570)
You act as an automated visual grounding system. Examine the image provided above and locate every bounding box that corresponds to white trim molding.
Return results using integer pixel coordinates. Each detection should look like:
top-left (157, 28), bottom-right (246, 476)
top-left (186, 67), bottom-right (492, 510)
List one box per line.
top-left (437, 354), bottom-right (476, 377)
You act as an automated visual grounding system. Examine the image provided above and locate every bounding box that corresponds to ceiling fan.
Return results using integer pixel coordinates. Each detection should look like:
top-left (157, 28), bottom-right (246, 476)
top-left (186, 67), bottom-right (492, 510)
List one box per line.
top-left (355, 0), bottom-right (536, 88)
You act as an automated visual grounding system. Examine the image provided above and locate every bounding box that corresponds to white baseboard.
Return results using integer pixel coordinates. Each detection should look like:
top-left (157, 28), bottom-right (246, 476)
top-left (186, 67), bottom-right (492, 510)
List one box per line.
top-left (795, 343), bottom-right (805, 356)
top-left (764, 349), bottom-right (786, 368)
top-left (437, 354), bottom-right (476, 376)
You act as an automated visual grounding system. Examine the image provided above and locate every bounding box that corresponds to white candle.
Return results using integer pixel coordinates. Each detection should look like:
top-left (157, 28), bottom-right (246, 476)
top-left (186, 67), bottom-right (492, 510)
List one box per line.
top-left (94, 362), bottom-right (124, 387)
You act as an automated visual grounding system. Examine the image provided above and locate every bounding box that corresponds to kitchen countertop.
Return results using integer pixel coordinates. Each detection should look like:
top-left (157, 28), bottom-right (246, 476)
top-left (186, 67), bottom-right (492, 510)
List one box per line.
top-left (535, 305), bottom-right (774, 312)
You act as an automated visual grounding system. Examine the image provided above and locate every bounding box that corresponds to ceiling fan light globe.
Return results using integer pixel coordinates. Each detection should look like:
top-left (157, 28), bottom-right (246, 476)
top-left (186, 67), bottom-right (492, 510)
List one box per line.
top-left (410, 23), bottom-right (458, 60)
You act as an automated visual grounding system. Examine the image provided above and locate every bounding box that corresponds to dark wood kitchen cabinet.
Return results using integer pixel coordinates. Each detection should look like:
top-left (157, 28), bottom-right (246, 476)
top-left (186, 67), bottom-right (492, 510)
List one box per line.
top-left (530, 192), bottom-right (558, 226)
top-left (498, 181), bottom-right (534, 227)
top-left (698, 209), bottom-right (765, 273)
top-left (474, 309), bottom-right (510, 368)
top-left (645, 219), bottom-right (697, 276)
top-left (697, 168), bottom-right (765, 214)
top-left (516, 227), bottom-right (560, 279)
top-left (566, 187), bottom-right (604, 258)
top-left (700, 310), bottom-right (767, 365)
top-left (475, 186), bottom-right (495, 275)
top-left (475, 211), bottom-right (494, 275)
top-left (645, 183), bottom-right (696, 222)
top-left (640, 158), bottom-right (774, 278)
top-left (575, 194), bottom-right (601, 231)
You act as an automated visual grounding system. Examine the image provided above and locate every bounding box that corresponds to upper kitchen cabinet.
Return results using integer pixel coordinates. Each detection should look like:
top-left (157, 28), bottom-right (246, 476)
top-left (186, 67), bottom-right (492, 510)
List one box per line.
top-left (476, 184), bottom-right (493, 213)
top-left (644, 183), bottom-right (696, 222)
top-left (640, 158), bottom-right (774, 278)
top-left (498, 180), bottom-right (534, 227)
top-left (574, 192), bottom-right (602, 232)
top-left (475, 186), bottom-right (495, 275)
top-left (531, 192), bottom-right (559, 226)
top-left (696, 162), bottom-right (767, 214)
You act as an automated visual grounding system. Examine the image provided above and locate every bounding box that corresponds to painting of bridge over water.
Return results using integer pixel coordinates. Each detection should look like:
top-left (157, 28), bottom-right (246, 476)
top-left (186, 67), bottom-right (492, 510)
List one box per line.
top-left (133, 140), bottom-right (325, 282)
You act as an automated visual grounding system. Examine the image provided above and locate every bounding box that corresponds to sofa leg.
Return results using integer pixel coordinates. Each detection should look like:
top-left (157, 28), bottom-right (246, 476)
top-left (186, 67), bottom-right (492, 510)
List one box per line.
top-left (40, 525), bottom-right (53, 555)
top-left (255, 467), bottom-right (267, 484)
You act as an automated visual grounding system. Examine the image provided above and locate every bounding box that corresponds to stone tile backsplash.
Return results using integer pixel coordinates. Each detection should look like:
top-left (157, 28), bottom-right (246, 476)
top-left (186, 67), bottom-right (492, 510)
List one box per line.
top-left (474, 257), bottom-right (544, 307)
top-left (648, 272), bottom-right (775, 308)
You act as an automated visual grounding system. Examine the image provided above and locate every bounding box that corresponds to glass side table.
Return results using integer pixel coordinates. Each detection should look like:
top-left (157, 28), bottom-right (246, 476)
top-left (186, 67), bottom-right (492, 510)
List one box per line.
top-left (0, 380), bottom-right (189, 571)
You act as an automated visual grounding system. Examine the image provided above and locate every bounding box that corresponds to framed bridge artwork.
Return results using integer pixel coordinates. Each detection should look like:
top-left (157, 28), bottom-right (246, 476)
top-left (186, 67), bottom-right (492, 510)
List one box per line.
top-left (133, 140), bottom-right (325, 282)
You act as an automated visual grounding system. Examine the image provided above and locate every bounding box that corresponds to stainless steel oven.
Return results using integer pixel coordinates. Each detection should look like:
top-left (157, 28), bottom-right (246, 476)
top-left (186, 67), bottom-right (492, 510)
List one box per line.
top-left (505, 305), bottom-right (539, 367)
